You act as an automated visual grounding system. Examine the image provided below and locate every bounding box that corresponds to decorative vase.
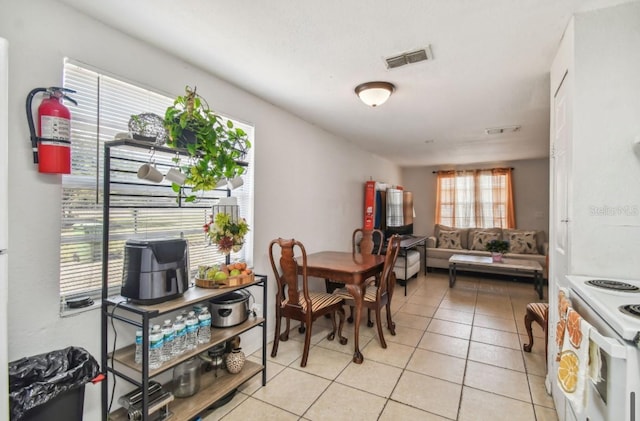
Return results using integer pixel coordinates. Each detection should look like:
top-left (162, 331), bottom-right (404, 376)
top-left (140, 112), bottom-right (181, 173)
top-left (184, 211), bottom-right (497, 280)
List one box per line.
top-left (491, 252), bottom-right (503, 263)
top-left (226, 336), bottom-right (241, 353)
top-left (225, 348), bottom-right (246, 374)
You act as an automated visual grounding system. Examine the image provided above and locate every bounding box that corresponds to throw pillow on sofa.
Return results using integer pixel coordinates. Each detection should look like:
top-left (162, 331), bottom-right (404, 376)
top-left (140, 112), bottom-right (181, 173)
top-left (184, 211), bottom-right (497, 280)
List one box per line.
top-left (438, 230), bottom-right (463, 249)
top-left (506, 231), bottom-right (537, 254)
top-left (435, 224), bottom-right (470, 249)
top-left (470, 231), bottom-right (501, 251)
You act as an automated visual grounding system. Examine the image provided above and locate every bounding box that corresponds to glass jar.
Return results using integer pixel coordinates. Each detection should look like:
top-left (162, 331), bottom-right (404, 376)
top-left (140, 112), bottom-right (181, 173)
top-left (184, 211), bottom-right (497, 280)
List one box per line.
top-left (172, 357), bottom-right (201, 398)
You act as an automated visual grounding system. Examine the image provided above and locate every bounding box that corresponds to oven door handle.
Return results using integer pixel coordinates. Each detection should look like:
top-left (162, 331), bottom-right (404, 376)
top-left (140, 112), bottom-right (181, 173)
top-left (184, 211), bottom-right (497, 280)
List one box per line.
top-left (590, 328), bottom-right (627, 359)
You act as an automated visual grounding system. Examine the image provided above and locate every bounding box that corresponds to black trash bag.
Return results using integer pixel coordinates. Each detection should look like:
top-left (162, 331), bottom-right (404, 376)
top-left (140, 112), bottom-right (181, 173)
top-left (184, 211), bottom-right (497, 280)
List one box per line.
top-left (8, 346), bottom-right (100, 421)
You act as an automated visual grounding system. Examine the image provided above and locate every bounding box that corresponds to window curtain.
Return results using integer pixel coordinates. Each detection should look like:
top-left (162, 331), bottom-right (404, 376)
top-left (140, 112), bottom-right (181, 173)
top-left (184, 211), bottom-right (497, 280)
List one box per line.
top-left (481, 168), bottom-right (515, 228)
top-left (435, 170), bottom-right (475, 227)
top-left (435, 168), bottom-right (515, 228)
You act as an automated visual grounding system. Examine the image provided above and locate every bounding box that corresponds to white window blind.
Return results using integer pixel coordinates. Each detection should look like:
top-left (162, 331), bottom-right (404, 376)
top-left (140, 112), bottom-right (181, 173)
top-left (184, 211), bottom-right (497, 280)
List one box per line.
top-left (60, 61), bottom-right (254, 300)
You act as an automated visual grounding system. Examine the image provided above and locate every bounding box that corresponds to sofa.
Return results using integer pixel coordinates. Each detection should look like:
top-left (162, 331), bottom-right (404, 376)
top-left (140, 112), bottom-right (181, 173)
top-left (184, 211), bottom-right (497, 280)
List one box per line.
top-left (426, 224), bottom-right (548, 279)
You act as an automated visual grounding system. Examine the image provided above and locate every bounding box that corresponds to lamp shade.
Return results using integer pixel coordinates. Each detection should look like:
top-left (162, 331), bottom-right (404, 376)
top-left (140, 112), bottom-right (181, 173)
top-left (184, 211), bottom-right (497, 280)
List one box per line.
top-left (355, 81), bottom-right (395, 107)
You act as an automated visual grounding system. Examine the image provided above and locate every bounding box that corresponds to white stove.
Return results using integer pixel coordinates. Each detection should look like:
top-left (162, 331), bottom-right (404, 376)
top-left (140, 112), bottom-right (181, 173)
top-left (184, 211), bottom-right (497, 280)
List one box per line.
top-left (565, 275), bottom-right (640, 421)
top-left (567, 275), bottom-right (640, 344)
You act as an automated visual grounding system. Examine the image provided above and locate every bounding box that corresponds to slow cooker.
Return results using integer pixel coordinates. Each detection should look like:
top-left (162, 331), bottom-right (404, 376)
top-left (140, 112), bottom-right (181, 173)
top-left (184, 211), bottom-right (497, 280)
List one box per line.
top-left (210, 290), bottom-right (250, 327)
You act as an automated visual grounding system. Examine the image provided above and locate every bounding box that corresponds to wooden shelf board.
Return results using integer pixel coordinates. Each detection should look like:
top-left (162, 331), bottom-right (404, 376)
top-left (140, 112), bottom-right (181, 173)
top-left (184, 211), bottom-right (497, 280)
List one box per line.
top-left (109, 360), bottom-right (263, 421)
top-left (104, 275), bottom-right (265, 316)
top-left (109, 317), bottom-right (264, 377)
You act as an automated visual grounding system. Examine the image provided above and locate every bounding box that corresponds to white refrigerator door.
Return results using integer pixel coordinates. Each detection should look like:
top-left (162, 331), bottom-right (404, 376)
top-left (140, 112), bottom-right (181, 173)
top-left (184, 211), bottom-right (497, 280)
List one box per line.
top-left (0, 253), bottom-right (6, 419)
top-left (0, 37), bottom-right (6, 250)
top-left (0, 37), bottom-right (9, 420)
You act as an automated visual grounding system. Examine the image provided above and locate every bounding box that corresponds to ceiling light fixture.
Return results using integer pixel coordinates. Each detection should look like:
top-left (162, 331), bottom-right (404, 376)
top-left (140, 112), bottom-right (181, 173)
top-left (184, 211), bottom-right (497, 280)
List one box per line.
top-left (355, 81), bottom-right (395, 107)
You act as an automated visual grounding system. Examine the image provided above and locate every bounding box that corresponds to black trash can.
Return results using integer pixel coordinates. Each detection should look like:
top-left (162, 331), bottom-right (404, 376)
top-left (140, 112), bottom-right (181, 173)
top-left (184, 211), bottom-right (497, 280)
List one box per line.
top-left (8, 346), bottom-right (100, 421)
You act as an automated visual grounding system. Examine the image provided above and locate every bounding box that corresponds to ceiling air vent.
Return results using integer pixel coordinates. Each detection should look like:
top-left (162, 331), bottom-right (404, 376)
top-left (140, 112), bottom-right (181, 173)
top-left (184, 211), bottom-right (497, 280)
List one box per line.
top-left (485, 125), bottom-right (521, 135)
top-left (385, 45), bottom-right (433, 69)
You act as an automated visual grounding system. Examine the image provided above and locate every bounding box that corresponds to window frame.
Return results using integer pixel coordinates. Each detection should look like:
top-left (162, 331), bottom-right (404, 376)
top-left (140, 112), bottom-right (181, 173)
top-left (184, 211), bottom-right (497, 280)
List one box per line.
top-left (60, 60), bottom-right (255, 309)
top-left (435, 168), bottom-right (514, 229)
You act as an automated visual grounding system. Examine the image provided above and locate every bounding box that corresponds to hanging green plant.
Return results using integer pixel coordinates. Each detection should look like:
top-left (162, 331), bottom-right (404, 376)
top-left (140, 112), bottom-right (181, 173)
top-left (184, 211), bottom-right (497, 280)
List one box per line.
top-left (164, 86), bottom-right (251, 201)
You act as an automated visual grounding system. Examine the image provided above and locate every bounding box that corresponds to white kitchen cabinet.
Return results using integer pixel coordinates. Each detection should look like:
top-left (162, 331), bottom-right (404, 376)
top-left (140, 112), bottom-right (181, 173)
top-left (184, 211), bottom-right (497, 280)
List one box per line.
top-left (548, 3), bottom-right (640, 418)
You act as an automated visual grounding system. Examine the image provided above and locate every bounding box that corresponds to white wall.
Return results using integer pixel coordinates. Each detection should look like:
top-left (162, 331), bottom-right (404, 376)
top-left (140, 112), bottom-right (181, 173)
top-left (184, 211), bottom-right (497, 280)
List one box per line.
top-left (402, 158), bottom-right (550, 237)
top-left (0, 0), bottom-right (401, 419)
top-left (568, 2), bottom-right (640, 278)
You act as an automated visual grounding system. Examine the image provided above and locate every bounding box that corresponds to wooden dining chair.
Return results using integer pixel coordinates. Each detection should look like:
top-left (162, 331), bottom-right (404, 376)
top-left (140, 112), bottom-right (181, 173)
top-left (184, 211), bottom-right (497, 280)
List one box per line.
top-left (333, 234), bottom-right (401, 348)
top-left (347, 228), bottom-right (384, 325)
top-left (324, 228), bottom-right (382, 296)
top-left (353, 228), bottom-right (385, 256)
top-left (268, 238), bottom-right (348, 367)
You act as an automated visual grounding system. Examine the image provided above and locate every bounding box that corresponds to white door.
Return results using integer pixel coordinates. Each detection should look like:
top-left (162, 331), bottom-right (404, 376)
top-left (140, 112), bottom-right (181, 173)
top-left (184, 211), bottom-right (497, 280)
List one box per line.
top-left (549, 70), bottom-right (572, 419)
top-left (0, 37), bottom-right (9, 420)
top-left (551, 72), bottom-right (571, 281)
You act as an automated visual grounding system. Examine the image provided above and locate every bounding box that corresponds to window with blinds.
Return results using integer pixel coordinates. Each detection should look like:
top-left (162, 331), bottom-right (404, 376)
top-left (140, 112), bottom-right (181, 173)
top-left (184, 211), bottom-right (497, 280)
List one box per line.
top-left (435, 168), bottom-right (513, 229)
top-left (60, 61), bottom-right (255, 301)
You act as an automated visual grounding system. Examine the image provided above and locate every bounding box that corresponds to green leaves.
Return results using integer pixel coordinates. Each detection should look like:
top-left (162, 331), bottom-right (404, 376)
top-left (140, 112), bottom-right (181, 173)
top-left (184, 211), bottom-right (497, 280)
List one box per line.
top-left (163, 86), bottom-right (251, 200)
top-left (486, 240), bottom-right (509, 254)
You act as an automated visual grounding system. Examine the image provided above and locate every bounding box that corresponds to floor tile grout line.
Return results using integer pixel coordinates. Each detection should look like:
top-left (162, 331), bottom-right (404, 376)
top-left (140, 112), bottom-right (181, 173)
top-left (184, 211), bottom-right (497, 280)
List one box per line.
top-left (240, 274), bottom-right (552, 421)
top-left (453, 286), bottom-right (477, 420)
top-left (380, 279), bottom-right (447, 420)
top-left (220, 394), bottom-right (302, 420)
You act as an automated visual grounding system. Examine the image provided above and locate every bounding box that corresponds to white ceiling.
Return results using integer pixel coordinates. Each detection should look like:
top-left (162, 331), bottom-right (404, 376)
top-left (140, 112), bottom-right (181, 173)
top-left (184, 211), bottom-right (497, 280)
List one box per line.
top-left (59, 0), bottom-right (634, 167)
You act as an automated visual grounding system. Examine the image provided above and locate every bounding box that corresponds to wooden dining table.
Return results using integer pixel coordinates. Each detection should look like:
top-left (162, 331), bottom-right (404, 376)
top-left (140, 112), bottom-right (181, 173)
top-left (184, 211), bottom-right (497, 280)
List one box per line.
top-left (297, 251), bottom-right (385, 364)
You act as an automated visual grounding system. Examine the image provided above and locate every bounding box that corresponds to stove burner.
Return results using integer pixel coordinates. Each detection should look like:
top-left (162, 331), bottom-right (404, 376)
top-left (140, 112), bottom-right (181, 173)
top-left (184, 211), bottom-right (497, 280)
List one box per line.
top-left (585, 279), bottom-right (640, 292)
top-left (619, 304), bottom-right (640, 318)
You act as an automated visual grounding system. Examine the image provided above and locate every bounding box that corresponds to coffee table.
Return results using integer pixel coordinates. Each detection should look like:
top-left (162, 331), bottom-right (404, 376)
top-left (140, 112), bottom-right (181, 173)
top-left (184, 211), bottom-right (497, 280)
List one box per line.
top-left (448, 254), bottom-right (544, 299)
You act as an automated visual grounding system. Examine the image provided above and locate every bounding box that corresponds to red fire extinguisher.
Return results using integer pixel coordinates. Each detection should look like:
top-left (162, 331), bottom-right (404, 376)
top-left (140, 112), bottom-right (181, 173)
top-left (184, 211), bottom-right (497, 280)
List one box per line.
top-left (25, 87), bottom-right (77, 174)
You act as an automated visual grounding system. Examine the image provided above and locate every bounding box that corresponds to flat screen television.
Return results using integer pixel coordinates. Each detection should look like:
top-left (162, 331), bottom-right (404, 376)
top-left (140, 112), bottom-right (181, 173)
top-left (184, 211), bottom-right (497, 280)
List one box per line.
top-left (385, 223), bottom-right (413, 239)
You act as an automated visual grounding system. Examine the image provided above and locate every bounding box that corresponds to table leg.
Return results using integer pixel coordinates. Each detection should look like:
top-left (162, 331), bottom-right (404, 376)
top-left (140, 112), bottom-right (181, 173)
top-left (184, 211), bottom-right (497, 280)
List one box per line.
top-left (449, 263), bottom-right (456, 288)
top-left (422, 241), bottom-right (427, 276)
top-left (404, 249), bottom-right (408, 296)
top-left (346, 283), bottom-right (364, 364)
top-left (535, 270), bottom-right (543, 299)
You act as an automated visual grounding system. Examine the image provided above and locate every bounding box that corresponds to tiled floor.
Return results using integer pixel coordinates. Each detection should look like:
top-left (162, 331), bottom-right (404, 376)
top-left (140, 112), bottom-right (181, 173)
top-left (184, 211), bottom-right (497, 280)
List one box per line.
top-left (203, 271), bottom-right (557, 421)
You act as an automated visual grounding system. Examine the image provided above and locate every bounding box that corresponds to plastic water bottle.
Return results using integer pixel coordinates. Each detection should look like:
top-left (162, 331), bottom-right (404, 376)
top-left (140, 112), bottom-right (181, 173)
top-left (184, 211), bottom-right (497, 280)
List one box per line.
top-left (134, 329), bottom-right (143, 364)
top-left (149, 325), bottom-right (164, 369)
top-left (185, 311), bottom-right (199, 350)
top-left (174, 315), bottom-right (186, 355)
top-left (161, 319), bottom-right (176, 361)
top-left (197, 308), bottom-right (212, 344)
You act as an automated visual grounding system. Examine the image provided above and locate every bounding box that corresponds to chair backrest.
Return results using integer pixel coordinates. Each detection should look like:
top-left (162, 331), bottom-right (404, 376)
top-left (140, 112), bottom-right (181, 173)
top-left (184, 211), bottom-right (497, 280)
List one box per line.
top-left (268, 238), bottom-right (310, 311)
top-left (376, 234), bottom-right (401, 299)
top-left (352, 228), bottom-right (384, 255)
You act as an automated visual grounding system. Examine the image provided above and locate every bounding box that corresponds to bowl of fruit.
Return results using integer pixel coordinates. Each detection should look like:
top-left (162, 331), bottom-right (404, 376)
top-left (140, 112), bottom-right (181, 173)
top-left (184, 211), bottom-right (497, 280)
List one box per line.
top-left (195, 262), bottom-right (253, 288)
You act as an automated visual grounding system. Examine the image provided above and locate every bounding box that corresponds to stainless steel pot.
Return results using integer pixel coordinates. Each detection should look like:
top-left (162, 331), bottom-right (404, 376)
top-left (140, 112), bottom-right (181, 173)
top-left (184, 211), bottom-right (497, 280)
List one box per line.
top-left (210, 290), bottom-right (250, 327)
top-left (199, 342), bottom-right (226, 372)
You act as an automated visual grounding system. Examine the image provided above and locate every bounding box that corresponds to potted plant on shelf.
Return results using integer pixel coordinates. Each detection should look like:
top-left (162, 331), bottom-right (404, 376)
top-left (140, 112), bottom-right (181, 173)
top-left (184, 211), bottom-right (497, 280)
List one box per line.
top-left (486, 239), bottom-right (509, 262)
top-left (203, 212), bottom-right (249, 255)
top-left (164, 86), bottom-right (251, 201)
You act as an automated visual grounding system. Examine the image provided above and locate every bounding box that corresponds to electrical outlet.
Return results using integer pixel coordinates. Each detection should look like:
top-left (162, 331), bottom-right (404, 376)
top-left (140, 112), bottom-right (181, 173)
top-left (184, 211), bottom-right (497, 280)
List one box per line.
top-left (251, 303), bottom-right (261, 317)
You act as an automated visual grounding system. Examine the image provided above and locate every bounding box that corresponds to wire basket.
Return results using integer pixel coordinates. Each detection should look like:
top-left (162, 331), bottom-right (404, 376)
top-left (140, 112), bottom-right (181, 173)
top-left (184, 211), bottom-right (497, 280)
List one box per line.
top-left (128, 113), bottom-right (168, 146)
